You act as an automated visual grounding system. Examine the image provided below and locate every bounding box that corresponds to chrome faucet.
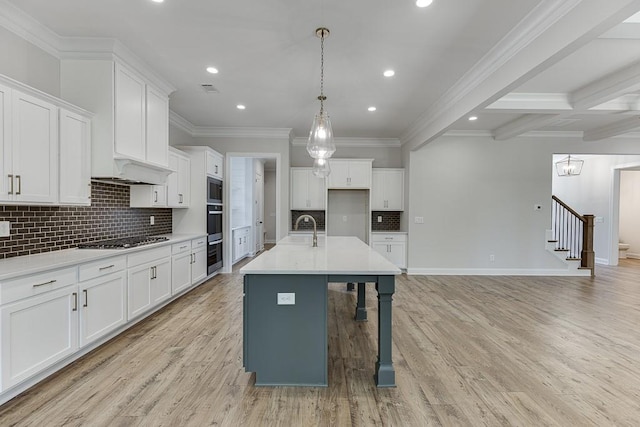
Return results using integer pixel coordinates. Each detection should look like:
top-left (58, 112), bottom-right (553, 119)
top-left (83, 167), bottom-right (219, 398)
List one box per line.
top-left (294, 214), bottom-right (318, 247)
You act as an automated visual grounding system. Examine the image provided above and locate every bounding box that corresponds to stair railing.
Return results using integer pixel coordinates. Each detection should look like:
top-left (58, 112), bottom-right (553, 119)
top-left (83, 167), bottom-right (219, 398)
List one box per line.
top-left (551, 195), bottom-right (595, 276)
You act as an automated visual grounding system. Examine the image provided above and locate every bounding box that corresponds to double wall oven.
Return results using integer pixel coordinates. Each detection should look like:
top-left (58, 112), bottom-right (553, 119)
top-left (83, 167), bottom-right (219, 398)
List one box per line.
top-left (207, 177), bottom-right (224, 274)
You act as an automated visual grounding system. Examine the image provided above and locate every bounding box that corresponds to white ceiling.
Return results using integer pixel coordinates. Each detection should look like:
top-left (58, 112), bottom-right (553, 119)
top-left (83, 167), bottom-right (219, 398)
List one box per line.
top-left (5, 0), bottom-right (640, 145)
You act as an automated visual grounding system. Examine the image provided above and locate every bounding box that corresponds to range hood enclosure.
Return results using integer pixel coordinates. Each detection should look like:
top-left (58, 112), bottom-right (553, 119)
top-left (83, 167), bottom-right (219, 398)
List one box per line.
top-left (92, 157), bottom-right (173, 185)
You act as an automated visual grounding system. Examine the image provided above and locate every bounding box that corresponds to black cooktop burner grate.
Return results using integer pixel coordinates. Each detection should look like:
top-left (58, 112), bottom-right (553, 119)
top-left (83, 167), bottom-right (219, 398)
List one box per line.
top-left (77, 236), bottom-right (169, 249)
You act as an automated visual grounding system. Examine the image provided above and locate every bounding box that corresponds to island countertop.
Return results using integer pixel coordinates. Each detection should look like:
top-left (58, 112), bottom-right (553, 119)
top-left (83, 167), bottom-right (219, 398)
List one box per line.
top-left (240, 236), bottom-right (401, 275)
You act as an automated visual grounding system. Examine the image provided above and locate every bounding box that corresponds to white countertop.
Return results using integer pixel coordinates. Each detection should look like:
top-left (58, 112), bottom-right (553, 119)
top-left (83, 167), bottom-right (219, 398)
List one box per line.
top-left (240, 236), bottom-right (401, 275)
top-left (371, 231), bottom-right (407, 234)
top-left (0, 234), bottom-right (206, 281)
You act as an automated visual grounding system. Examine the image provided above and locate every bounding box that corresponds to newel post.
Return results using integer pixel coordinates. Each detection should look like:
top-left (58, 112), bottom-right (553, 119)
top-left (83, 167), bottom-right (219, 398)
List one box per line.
top-left (582, 214), bottom-right (595, 276)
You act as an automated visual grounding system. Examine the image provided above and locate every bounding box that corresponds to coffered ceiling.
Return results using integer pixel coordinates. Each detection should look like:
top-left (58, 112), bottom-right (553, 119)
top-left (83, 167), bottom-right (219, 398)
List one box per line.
top-left (4, 0), bottom-right (640, 146)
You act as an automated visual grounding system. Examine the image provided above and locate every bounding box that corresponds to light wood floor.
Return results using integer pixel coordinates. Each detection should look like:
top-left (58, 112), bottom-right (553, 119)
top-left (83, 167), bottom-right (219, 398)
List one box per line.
top-left (2, 259), bottom-right (640, 426)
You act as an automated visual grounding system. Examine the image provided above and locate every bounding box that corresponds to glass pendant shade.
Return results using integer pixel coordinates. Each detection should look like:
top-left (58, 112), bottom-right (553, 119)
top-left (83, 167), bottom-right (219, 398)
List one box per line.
top-left (312, 157), bottom-right (331, 178)
top-left (307, 110), bottom-right (335, 159)
top-left (555, 155), bottom-right (583, 176)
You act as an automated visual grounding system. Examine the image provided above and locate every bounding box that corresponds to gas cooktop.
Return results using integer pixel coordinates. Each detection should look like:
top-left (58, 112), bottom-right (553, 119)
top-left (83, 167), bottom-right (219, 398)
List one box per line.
top-left (77, 236), bottom-right (169, 249)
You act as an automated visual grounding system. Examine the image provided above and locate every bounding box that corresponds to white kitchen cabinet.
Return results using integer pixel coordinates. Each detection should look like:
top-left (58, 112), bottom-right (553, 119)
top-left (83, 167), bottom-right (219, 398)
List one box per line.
top-left (167, 149), bottom-right (190, 208)
top-left (114, 63), bottom-right (146, 162)
top-left (1, 285), bottom-right (79, 389)
top-left (59, 108), bottom-right (92, 205)
top-left (145, 84), bottom-right (169, 167)
top-left (232, 226), bottom-right (251, 264)
top-left (206, 150), bottom-right (224, 180)
top-left (127, 247), bottom-right (172, 320)
top-left (327, 159), bottom-right (372, 189)
top-left (371, 169), bottom-right (404, 211)
top-left (191, 238), bottom-right (207, 284)
top-left (1, 90), bottom-right (58, 204)
top-left (291, 167), bottom-right (325, 210)
top-left (171, 237), bottom-right (208, 295)
top-left (129, 185), bottom-right (167, 207)
top-left (371, 233), bottom-right (407, 269)
top-left (0, 83), bottom-right (10, 201)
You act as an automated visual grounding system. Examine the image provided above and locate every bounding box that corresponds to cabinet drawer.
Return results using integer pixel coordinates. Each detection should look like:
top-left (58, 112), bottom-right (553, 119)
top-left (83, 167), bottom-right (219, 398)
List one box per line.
top-left (172, 241), bottom-right (191, 255)
top-left (0, 267), bottom-right (77, 305)
top-left (191, 237), bottom-right (207, 250)
top-left (78, 256), bottom-right (126, 282)
top-left (371, 234), bottom-right (407, 243)
top-left (127, 246), bottom-right (172, 268)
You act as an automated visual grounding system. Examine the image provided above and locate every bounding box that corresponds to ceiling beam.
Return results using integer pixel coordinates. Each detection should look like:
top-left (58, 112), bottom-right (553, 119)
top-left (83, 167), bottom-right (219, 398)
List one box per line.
top-left (486, 93), bottom-right (572, 113)
top-left (583, 116), bottom-right (640, 141)
top-left (571, 59), bottom-right (640, 110)
top-left (493, 114), bottom-right (562, 140)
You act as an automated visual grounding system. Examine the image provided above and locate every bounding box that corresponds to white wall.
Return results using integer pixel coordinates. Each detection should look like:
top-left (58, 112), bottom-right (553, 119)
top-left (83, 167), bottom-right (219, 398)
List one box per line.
top-left (264, 169), bottom-right (277, 243)
top-left (0, 26), bottom-right (60, 96)
top-left (290, 145), bottom-right (401, 168)
top-left (405, 133), bottom-right (640, 274)
top-left (619, 170), bottom-right (640, 259)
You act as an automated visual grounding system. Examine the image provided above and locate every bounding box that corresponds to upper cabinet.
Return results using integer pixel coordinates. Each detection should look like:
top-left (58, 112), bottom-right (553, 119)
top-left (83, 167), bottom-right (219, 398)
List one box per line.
top-left (61, 59), bottom-right (173, 184)
top-left (59, 109), bottom-right (91, 205)
top-left (207, 150), bottom-right (224, 180)
top-left (1, 86), bottom-right (58, 204)
top-left (291, 168), bottom-right (325, 210)
top-left (167, 148), bottom-right (190, 208)
top-left (371, 169), bottom-right (404, 211)
top-left (326, 159), bottom-right (373, 189)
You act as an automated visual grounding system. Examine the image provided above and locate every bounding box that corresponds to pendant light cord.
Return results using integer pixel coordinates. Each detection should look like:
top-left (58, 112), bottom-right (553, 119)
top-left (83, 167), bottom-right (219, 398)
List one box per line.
top-left (319, 29), bottom-right (325, 114)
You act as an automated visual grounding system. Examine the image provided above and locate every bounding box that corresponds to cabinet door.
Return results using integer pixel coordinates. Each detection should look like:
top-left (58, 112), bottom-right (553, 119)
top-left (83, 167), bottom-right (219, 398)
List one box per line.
top-left (114, 63), bottom-right (146, 161)
top-left (172, 251), bottom-right (192, 295)
top-left (387, 242), bottom-right (407, 269)
top-left (177, 154), bottom-right (190, 207)
top-left (152, 185), bottom-right (167, 207)
top-left (151, 257), bottom-right (172, 305)
top-left (145, 85), bottom-right (169, 167)
top-left (385, 170), bottom-right (404, 210)
top-left (327, 161), bottom-right (349, 188)
top-left (290, 168), bottom-right (310, 209)
top-left (233, 229), bottom-right (241, 263)
top-left (0, 84), bottom-right (10, 201)
top-left (12, 90), bottom-right (58, 203)
top-left (59, 109), bottom-right (91, 205)
top-left (347, 161), bottom-right (371, 188)
top-left (127, 263), bottom-right (153, 320)
top-left (191, 247), bottom-right (207, 284)
top-left (166, 151), bottom-right (180, 207)
top-left (1, 286), bottom-right (78, 389)
top-left (79, 272), bottom-right (127, 347)
top-left (307, 171), bottom-right (326, 209)
top-left (371, 171), bottom-right (386, 210)
top-left (207, 151), bottom-right (223, 179)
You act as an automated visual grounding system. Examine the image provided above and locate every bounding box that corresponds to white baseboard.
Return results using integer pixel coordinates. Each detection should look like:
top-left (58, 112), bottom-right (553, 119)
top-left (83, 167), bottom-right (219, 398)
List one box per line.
top-left (265, 239), bottom-right (276, 244)
top-left (407, 268), bottom-right (591, 276)
top-left (625, 252), bottom-right (640, 259)
top-left (595, 257), bottom-right (609, 265)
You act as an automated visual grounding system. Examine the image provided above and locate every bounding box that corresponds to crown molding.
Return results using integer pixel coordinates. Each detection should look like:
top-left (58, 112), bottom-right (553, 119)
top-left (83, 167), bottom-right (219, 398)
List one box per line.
top-left (443, 130), bottom-right (584, 139)
top-left (442, 130), bottom-right (494, 138)
top-left (291, 137), bottom-right (401, 148)
top-left (401, 0), bottom-right (583, 148)
top-left (0, 0), bottom-right (62, 57)
top-left (169, 110), bottom-right (196, 135)
top-left (169, 111), bottom-right (293, 140)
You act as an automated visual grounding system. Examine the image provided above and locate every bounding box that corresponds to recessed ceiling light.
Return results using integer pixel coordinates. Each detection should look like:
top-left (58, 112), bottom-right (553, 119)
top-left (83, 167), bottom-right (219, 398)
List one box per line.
top-left (468, 116), bottom-right (478, 121)
top-left (416, 0), bottom-right (433, 7)
top-left (368, 106), bottom-right (377, 112)
top-left (206, 67), bottom-right (219, 74)
top-left (151, 0), bottom-right (164, 3)
top-left (383, 70), bottom-right (395, 77)
top-left (237, 104), bottom-right (246, 110)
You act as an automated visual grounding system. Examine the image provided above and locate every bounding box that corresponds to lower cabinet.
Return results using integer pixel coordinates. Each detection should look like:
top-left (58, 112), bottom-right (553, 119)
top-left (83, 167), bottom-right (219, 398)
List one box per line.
top-left (233, 226), bottom-right (251, 264)
top-left (191, 239), bottom-right (207, 284)
top-left (127, 247), bottom-right (172, 320)
top-left (371, 233), bottom-right (407, 269)
top-left (79, 271), bottom-right (127, 347)
top-left (1, 285), bottom-right (79, 389)
top-left (171, 237), bottom-right (208, 295)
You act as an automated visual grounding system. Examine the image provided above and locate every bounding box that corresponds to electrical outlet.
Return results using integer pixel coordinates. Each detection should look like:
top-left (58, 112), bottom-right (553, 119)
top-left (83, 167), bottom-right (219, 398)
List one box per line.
top-left (277, 293), bottom-right (295, 305)
top-left (0, 221), bottom-right (10, 237)
top-left (304, 216), bottom-right (309, 222)
top-left (534, 204), bottom-right (542, 211)
top-left (150, 216), bottom-right (155, 225)
top-left (414, 216), bottom-right (424, 224)
top-left (377, 216), bottom-right (383, 223)
top-left (489, 254), bottom-right (495, 262)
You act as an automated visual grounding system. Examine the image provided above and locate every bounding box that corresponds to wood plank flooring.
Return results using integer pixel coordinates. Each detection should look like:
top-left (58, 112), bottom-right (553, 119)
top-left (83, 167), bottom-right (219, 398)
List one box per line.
top-left (1, 258), bottom-right (640, 426)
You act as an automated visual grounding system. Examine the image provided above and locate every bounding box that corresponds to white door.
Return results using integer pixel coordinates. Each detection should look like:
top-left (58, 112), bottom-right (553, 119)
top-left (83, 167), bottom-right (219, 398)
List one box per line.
top-left (59, 109), bottom-right (91, 205)
top-left (114, 63), bottom-right (146, 161)
top-left (171, 251), bottom-right (192, 295)
top-left (371, 170), bottom-right (386, 210)
top-left (347, 161), bottom-right (372, 188)
top-left (191, 247), bottom-right (207, 284)
top-left (308, 171), bottom-right (326, 209)
top-left (79, 272), bottom-right (127, 347)
top-left (0, 83), bottom-right (10, 201)
top-left (127, 263), bottom-right (153, 320)
top-left (151, 257), bottom-right (172, 305)
top-left (178, 154), bottom-right (190, 206)
top-left (385, 170), bottom-right (404, 210)
top-left (1, 286), bottom-right (78, 389)
top-left (12, 90), bottom-right (58, 203)
top-left (290, 168), bottom-right (309, 209)
top-left (254, 162), bottom-right (264, 252)
top-left (145, 84), bottom-right (169, 167)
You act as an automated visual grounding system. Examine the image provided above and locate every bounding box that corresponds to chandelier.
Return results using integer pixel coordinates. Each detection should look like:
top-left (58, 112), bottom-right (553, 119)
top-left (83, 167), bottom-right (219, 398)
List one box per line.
top-left (555, 155), bottom-right (584, 176)
top-left (307, 27), bottom-right (336, 176)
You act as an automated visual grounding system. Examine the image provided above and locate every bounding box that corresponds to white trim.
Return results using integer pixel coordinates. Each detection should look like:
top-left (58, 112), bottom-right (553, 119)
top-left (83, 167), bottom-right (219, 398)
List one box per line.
top-left (292, 136), bottom-right (401, 148)
top-left (169, 110), bottom-right (196, 135)
top-left (442, 130), bottom-right (494, 138)
top-left (595, 257), bottom-right (610, 265)
top-left (625, 252), bottom-right (640, 259)
top-left (407, 268), bottom-right (591, 276)
top-left (192, 127), bottom-right (292, 139)
top-left (0, 0), bottom-right (62, 57)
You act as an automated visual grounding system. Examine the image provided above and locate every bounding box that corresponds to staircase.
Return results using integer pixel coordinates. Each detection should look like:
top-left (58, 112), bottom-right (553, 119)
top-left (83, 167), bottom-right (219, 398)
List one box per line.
top-left (545, 196), bottom-right (594, 276)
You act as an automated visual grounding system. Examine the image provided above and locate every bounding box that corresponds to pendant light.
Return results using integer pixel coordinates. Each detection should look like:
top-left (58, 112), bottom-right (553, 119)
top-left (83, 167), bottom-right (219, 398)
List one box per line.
top-left (307, 27), bottom-right (336, 165)
top-left (555, 155), bottom-right (584, 176)
top-left (312, 158), bottom-right (331, 178)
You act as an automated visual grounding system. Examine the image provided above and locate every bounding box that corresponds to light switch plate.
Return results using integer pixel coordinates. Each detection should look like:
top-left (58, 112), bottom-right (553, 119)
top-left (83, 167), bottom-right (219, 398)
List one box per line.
top-left (414, 216), bottom-right (424, 224)
top-left (0, 221), bottom-right (9, 237)
top-left (277, 293), bottom-right (295, 305)
top-left (377, 216), bottom-right (383, 223)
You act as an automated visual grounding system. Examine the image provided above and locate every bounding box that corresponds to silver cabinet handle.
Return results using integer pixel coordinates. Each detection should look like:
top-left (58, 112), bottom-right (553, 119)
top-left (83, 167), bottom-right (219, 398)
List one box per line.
top-left (33, 279), bottom-right (57, 288)
top-left (87, 183), bottom-right (91, 199)
top-left (7, 174), bottom-right (13, 195)
top-left (72, 292), bottom-right (78, 312)
top-left (154, 191), bottom-right (158, 203)
top-left (180, 245), bottom-right (188, 250)
top-left (179, 194), bottom-right (183, 204)
top-left (99, 264), bottom-right (115, 271)
top-left (83, 289), bottom-right (88, 307)
top-left (16, 175), bottom-right (21, 195)
top-left (385, 237), bottom-right (393, 240)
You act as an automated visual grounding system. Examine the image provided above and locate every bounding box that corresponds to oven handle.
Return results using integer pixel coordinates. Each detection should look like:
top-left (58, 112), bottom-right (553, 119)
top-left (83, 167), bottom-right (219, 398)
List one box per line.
top-left (208, 240), bottom-right (223, 246)
top-left (208, 211), bottom-right (223, 215)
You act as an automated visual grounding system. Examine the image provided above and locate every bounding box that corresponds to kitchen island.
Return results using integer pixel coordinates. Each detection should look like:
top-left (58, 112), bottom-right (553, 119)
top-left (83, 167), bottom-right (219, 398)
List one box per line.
top-left (240, 236), bottom-right (401, 387)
